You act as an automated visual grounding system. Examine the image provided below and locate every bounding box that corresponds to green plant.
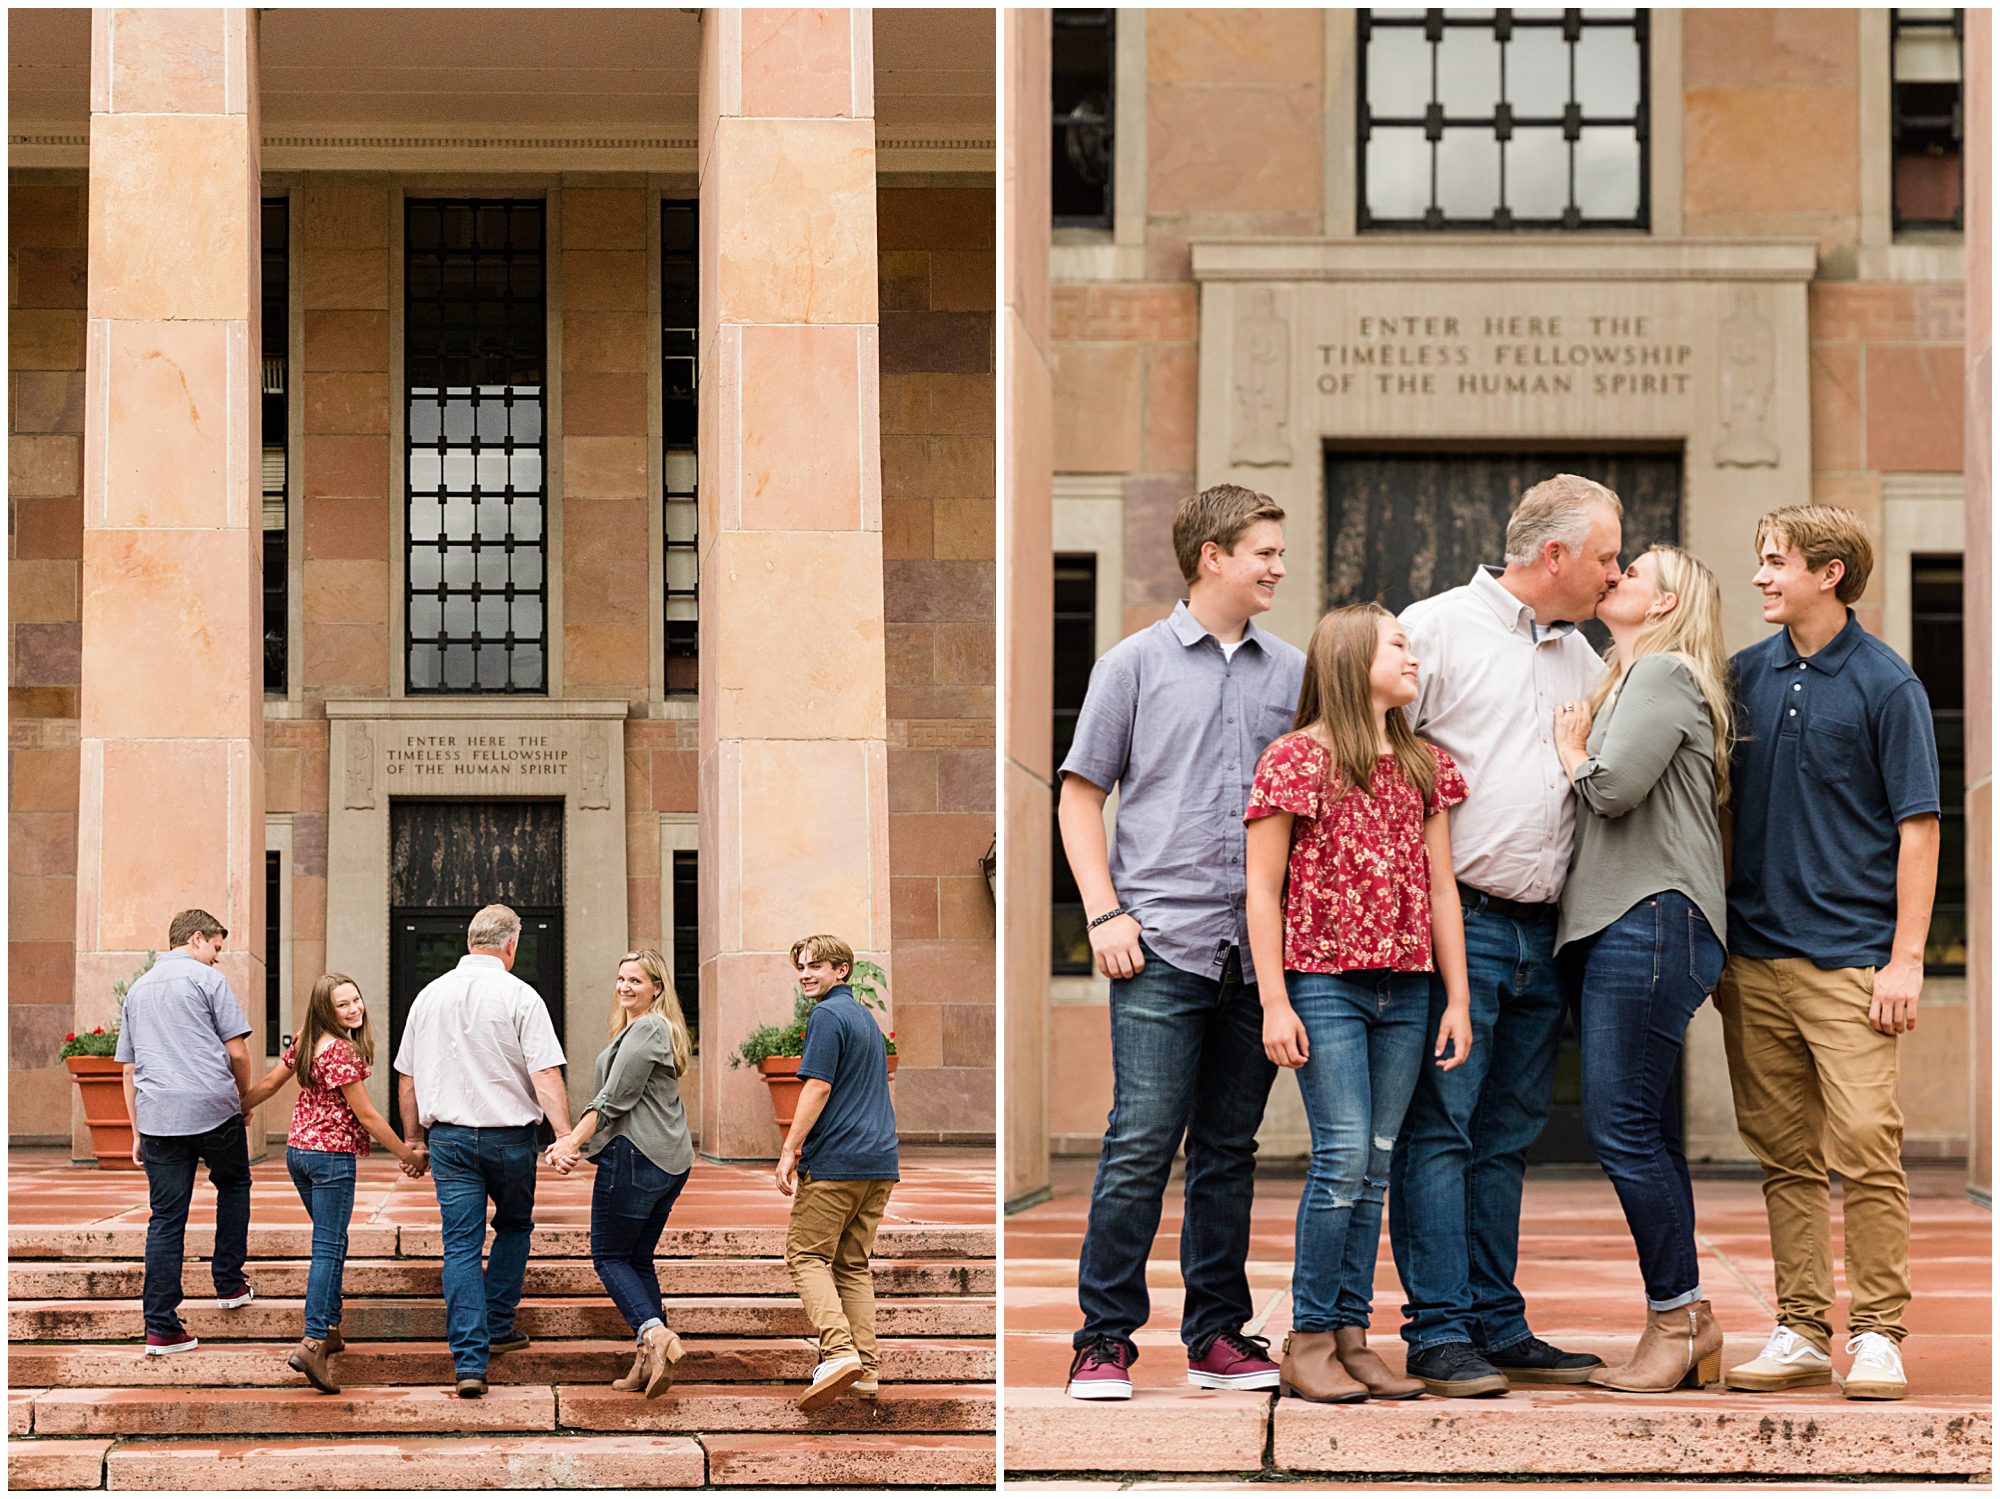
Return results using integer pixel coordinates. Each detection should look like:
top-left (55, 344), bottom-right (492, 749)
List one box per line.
top-left (60, 952), bottom-right (154, 1060)
top-left (728, 960), bottom-right (897, 1066)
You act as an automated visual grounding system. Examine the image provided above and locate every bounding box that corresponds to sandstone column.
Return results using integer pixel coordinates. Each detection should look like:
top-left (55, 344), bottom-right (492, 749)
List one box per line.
top-left (76, 10), bottom-right (267, 1156)
top-left (1964, 7), bottom-right (1991, 1202)
top-left (1003, 9), bottom-right (1056, 1210)
top-left (696, 9), bottom-right (894, 1158)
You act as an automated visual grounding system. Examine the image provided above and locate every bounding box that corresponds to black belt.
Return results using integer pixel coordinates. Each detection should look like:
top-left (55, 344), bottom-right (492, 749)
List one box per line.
top-left (1457, 881), bottom-right (1558, 923)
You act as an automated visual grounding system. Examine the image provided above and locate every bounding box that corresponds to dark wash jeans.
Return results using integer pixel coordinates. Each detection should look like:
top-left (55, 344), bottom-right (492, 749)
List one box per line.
top-left (1388, 900), bottom-right (1568, 1353)
top-left (1574, 890), bottom-right (1726, 1310)
top-left (287, 1147), bottom-right (358, 1340)
top-left (427, 1122), bottom-right (539, 1376)
top-left (589, 1134), bottom-right (691, 1338)
top-left (139, 1114), bottom-right (251, 1337)
top-left (1288, 969), bottom-right (1432, 1332)
top-left (1075, 941), bottom-right (1277, 1358)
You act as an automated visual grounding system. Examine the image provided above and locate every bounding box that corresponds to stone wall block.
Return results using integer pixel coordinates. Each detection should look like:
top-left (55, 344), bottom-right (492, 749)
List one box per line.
top-left (10, 310), bottom-right (86, 371)
top-left (740, 8), bottom-right (860, 119)
top-left (1683, 9), bottom-right (1859, 90)
top-left (1143, 343), bottom-right (1199, 474)
top-left (9, 560), bottom-right (81, 624)
top-left (564, 494), bottom-right (651, 568)
top-left (10, 187), bottom-right (85, 249)
top-left (878, 188), bottom-right (994, 252)
top-left (879, 310), bottom-right (993, 375)
top-left (302, 372), bottom-right (389, 437)
top-left (562, 310), bottom-right (649, 374)
top-left (10, 435), bottom-right (81, 501)
top-left (883, 558), bottom-right (994, 623)
top-left (564, 622), bottom-right (650, 695)
top-left (13, 810), bottom-right (79, 878)
top-left (88, 115), bottom-right (253, 322)
top-left (1053, 343), bottom-right (1143, 472)
top-left (889, 749), bottom-right (939, 815)
top-left (562, 251), bottom-right (649, 313)
top-left (937, 747), bottom-right (995, 813)
top-left (562, 189), bottom-right (647, 251)
top-left (106, 8), bottom-right (231, 115)
top-left (303, 311), bottom-right (389, 373)
top-left (302, 496), bottom-right (390, 561)
top-left (1150, 7), bottom-right (1323, 85)
top-left (91, 740), bottom-right (232, 952)
top-left (935, 620), bottom-right (995, 686)
top-left (563, 436), bottom-right (649, 501)
top-left (300, 558), bottom-right (389, 627)
top-left (11, 746), bottom-right (81, 812)
top-left (938, 874), bottom-right (994, 941)
top-left (651, 749), bottom-right (698, 813)
top-left (14, 622), bottom-right (82, 687)
top-left (734, 740), bottom-right (881, 950)
top-left (13, 372), bottom-right (90, 435)
top-left (1147, 87), bottom-right (1321, 216)
top-left (929, 251), bottom-right (996, 314)
top-left (935, 497), bottom-right (996, 560)
top-left (81, 529), bottom-right (255, 740)
top-left (740, 324), bottom-right (866, 531)
top-left (12, 873), bottom-right (79, 943)
top-left (1684, 89), bottom-right (1861, 215)
top-left (562, 372), bottom-right (650, 438)
top-left (95, 320), bottom-right (239, 528)
top-left (932, 373), bottom-right (997, 437)
top-left (1865, 345), bottom-right (1966, 472)
top-left (1808, 344), bottom-right (1863, 472)
top-left (301, 185), bottom-right (387, 250)
top-left (13, 250), bottom-right (89, 310)
top-left (301, 434), bottom-right (390, 503)
top-left (301, 249), bottom-right (389, 312)
top-left (711, 118), bottom-right (878, 326)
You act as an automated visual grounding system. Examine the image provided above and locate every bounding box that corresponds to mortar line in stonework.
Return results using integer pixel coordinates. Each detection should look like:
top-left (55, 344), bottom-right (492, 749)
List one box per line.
top-left (1701, 1225), bottom-right (1777, 1323)
top-left (1246, 1286), bottom-right (1286, 1341)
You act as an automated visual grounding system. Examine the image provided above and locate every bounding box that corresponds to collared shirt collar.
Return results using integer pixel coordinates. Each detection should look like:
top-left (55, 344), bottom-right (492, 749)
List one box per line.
top-left (1168, 598), bottom-right (1270, 654)
top-left (1469, 565), bottom-right (1577, 639)
top-left (1775, 608), bottom-right (1863, 676)
top-left (458, 953), bottom-right (506, 972)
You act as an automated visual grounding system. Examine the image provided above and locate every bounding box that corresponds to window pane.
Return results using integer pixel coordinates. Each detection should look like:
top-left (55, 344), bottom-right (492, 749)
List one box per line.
top-left (1507, 128), bottom-right (1569, 218)
top-left (1576, 128), bottom-right (1641, 218)
top-left (1437, 25), bottom-right (1501, 109)
top-left (1505, 26), bottom-right (1569, 117)
top-left (1436, 128), bottom-right (1500, 218)
top-left (1574, 26), bottom-right (1642, 117)
top-left (1367, 127), bottom-right (1431, 220)
top-left (1368, 25), bottom-right (1431, 116)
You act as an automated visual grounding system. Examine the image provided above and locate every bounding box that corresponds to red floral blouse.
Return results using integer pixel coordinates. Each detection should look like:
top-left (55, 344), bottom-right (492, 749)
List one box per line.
top-left (281, 1037), bottom-right (371, 1155)
top-left (1245, 733), bottom-right (1469, 974)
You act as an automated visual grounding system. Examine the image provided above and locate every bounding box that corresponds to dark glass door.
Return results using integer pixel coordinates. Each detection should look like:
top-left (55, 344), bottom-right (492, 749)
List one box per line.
top-left (1323, 447), bottom-right (1685, 1164)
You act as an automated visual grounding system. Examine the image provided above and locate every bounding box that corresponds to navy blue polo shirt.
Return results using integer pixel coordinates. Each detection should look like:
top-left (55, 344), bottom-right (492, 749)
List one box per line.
top-left (795, 986), bottom-right (899, 1182)
top-left (1727, 611), bottom-right (1941, 969)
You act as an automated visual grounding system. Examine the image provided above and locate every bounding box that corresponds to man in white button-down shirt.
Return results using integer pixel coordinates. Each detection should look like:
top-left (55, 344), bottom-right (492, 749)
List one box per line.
top-left (1387, 475), bottom-right (1624, 1397)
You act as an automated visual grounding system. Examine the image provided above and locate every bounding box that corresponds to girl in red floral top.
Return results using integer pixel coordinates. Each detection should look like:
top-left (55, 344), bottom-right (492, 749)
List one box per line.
top-left (242, 973), bottom-right (423, 1395)
top-left (1245, 603), bottom-right (1474, 1404)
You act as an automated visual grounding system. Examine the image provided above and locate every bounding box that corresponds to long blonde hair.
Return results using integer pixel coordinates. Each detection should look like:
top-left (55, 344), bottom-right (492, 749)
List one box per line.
top-left (1587, 545), bottom-right (1736, 806)
top-left (609, 948), bottom-right (694, 1076)
top-left (1294, 603), bottom-right (1438, 808)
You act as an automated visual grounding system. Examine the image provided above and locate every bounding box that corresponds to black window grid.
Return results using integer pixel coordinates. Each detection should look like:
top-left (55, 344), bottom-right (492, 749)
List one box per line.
top-left (262, 196), bottom-right (288, 695)
top-left (663, 200), bottom-right (699, 698)
top-left (264, 850), bottom-right (282, 1053)
top-left (1051, 554), bottom-right (1098, 975)
top-left (671, 847), bottom-right (701, 1048)
top-left (403, 199), bottom-right (548, 695)
top-left (1357, 8), bottom-right (1651, 233)
top-left (1052, 9), bottom-right (1115, 229)
top-left (1890, 8), bottom-right (1964, 234)
top-left (1911, 554), bottom-right (1966, 974)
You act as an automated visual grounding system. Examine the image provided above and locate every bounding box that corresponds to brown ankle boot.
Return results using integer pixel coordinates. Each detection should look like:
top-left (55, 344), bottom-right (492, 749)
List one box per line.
top-left (322, 1327), bottom-right (344, 1355)
top-left (1589, 1300), bottom-right (1723, 1392)
top-left (287, 1336), bottom-right (340, 1394)
top-left (611, 1345), bottom-right (647, 1391)
top-left (1279, 1330), bottom-right (1368, 1403)
top-left (640, 1323), bottom-right (687, 1399)
top-left (1334, 1325), bottom-right (1424, 1400)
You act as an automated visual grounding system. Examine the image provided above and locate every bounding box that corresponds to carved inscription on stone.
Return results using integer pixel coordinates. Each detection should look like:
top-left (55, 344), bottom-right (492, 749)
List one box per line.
top-left (345, 722), bottom-right (376, 809)
top-left (1312, 313), bottom-right (1695, 400)
top-left (1231, 287), bottom-right (1292, 466)
top-left (1716, 289), bottom-right (1779, 468)
top-left (383, 732), bottom-right (572, 782)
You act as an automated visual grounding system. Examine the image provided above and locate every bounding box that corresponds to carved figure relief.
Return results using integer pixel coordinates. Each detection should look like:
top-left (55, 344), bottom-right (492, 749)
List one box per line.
top-left (344, 722), bottom-right (376, 809)
top-left (580, 723), bottom-right (611, 810)
top-left (1231, 287), bottom-right (1292, 467)
top-left (1716, 288), bottom-right (1779, 468)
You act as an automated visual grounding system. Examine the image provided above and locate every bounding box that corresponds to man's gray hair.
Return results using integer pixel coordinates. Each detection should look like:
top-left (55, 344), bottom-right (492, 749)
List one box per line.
top-left (467, 903), bottom-right (522, 952)
top-left (1504, 473), bottom-right (1624, 566)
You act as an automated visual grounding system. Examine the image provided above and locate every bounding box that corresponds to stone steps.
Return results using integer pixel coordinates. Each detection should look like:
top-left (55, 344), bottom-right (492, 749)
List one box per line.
top-left (7, 1224), bottom-right (994, 1260)
top-left (9, 1337), bottom-right (995, 1388)
top-left (8, 1256), bottom-right (994, 1299)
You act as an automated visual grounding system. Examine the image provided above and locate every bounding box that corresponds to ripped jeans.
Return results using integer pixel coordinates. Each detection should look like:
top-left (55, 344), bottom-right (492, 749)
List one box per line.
top-left (1286, 968), bottom-right (1432, 1331)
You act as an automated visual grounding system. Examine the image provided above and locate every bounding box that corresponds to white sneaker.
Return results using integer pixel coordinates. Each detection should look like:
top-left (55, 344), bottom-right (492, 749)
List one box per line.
top-left (1842, 1332), bottom-right (1908, 1400)
top-left (1725, 1324), bottom-right (1834, 1391)
top-left (798, 1353), bottom-right (863, 1412)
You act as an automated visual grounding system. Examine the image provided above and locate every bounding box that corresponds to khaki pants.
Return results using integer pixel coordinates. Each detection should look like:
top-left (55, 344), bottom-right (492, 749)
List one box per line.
top-left (785, 1173), bottom-right (895, 1374)
top-left (1714, 955), bottom-right (1910, 1349)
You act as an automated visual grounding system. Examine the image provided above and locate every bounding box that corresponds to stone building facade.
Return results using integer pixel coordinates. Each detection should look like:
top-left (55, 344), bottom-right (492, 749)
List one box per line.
top-left (9, 7), bottom-right (996, 1159)
top-left (1004, 8), bottom-right (1989, 1205)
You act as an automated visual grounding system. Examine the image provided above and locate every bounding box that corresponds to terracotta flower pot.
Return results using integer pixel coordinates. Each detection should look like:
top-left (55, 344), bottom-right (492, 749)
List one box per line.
top-left (756, 1053), bottom-right (899, 1129)
top-left (65, 1055), bottom-right (139, 1171)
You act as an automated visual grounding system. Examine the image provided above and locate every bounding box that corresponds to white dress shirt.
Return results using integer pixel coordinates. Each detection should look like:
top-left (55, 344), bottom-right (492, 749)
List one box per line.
top-left (392, 953), bottom-right (566, 1129)
top-left (1401, 567), bottom-right (1607, 905)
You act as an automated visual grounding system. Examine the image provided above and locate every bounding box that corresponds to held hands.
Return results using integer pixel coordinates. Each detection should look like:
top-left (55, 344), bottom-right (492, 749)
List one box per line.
top-left (1262, 1001), bottom-right (1309, 1070)
top-left (1433, 1002), bottom-right (1473, 1072)
top-left (400, 1140), bottom-right (429, 1179)
top-left (1554, 700), bottom-right (1593, 756)
top-left (775, 1145), bottom-right (799, 1197)
top-left (1869, 958), bottom-right (1922, 1036)
top-left (544, 1135), bottom-right (583, 1175)
top-left (1089, 913), bottom-right (1146, 982)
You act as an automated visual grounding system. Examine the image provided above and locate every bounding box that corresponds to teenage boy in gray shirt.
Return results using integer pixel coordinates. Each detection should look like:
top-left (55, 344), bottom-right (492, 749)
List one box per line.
top-left (116, 908), bottom-right (258, 1355)
top-left (1056, 483), bottom-right (1307, 1400)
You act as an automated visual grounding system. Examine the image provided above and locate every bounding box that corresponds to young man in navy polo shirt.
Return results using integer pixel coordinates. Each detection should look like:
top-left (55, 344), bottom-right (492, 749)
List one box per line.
top-left (1718, 505), bottom-right (1940, 1402)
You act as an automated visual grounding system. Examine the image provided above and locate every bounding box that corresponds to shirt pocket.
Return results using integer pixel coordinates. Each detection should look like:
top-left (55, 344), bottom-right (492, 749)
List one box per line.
top-left (1263, 698), bottom-right (1301, 739)
top-left (1800, 715), bottom-right (1863, 789)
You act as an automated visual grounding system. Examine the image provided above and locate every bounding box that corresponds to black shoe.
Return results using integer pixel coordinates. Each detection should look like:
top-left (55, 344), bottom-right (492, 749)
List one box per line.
top-left (488, 1332), bottom-right (531, 1355)
top-left (1405, 1342), bottom-right (1510, 1397)
top-left (1478, 1334), bottom-right (1603, 1385)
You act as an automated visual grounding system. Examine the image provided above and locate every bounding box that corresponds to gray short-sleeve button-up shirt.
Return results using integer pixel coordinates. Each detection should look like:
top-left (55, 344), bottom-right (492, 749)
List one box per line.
top-left (1059, 600), bottom-right (1307, 984)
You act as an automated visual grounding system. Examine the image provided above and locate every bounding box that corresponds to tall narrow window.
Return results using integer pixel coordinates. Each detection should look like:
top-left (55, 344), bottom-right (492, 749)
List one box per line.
top-left (1891, 9), bottom-right (1964, 233)
top-left (265, 850), bottom-right (282, 1052)
top-left (1359, 9), bottom-right (1650, 231)
top-left (671, 848), bottom-right (701, 1051)
top-left (662, 200), bottom-right (699, 696)
top-left (404, 200), bottom-right (547, 694)
top-left (1911, 555), bottom-right (1965, 973)
top-left (1052, 10), bottom-right (1115, 229)
top-left (262, 197), bottom-right (289, 694)
top-left (1051, 555), bottom-right (1098, 973)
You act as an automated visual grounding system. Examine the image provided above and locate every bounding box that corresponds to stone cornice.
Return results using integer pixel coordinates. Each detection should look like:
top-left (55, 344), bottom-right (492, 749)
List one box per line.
top-left (324, 699), bottom-right (631, 721)
top-left (1191, 238), bottom-right (1823, 284)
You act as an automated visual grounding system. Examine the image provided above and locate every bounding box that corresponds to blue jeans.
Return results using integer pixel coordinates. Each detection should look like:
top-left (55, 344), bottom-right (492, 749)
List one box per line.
top-left (1288, 969), bottom-right (1432, 1332)
top-left (1575, 891), bottom-right (1726, 1310)
top-left (1075, 941), bottom-right (1277, 1357)
top-left (287, 1147), bottom-right (358, 1340)
top-left (139, 1114), bottom-right (250, 1337)
top-left (1388, 900), bottom-right (1568, 1352)
top-left (589, 1135), bottom-right (691, 1339)
top-left (427, 1123), bottom-right (539, 1377)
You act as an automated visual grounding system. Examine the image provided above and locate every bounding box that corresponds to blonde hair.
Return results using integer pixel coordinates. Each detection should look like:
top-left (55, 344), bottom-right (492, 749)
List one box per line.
top-left (1587, 545), bottom-right (1736, 807)
top-left (467, 903), bottom-right (521, 951)
top-left (1172, 483), bottom-right (1285, 585)
top-left (293, 972), bottom-right (373, 1090)
top-left (1293, 603), bottom-right (1438, 810)
top-left (1505, 474), bottom-right (1624, 567)
top-left (788, 933), bottom-right (856, 974)
top-left (1755, 504), bottom-right (1874, 603)
top-left (609, 948), bottom-right (693, 1076)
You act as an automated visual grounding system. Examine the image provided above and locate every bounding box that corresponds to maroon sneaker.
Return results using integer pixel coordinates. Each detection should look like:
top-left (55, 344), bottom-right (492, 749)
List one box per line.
top-left (1188, 1330), bottom-right (1280, 1390)
top-left (216, 1282), bottom-right (255, 1310)
top-left (144, 1328), bottom-right (199, 1356)
top-left (1065, 1335), bottom-right (1134, 1400)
